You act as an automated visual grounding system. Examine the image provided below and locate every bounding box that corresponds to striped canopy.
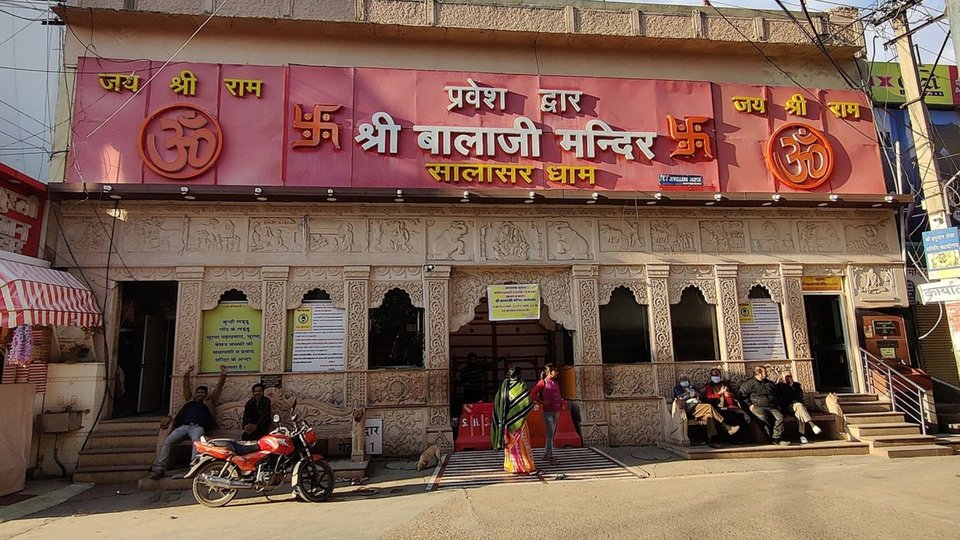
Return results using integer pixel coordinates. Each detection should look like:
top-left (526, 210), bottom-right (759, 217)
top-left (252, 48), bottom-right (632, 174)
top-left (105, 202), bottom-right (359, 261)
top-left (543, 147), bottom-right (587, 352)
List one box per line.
top-left (0, 260), bottom-right (101, 328)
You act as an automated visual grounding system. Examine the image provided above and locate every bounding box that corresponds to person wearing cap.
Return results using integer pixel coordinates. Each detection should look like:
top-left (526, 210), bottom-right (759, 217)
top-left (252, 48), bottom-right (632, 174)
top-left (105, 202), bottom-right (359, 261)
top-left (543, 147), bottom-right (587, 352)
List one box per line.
top-left (673, 374), bottom-right (740, 446)
top-left (775, 370), bottom-right (822, 444)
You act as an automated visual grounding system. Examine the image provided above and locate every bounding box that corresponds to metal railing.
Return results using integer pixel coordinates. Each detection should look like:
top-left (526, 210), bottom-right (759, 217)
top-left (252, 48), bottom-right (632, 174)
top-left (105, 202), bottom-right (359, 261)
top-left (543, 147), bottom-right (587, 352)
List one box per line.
top-left (859, 348), bottom-right (932, 435)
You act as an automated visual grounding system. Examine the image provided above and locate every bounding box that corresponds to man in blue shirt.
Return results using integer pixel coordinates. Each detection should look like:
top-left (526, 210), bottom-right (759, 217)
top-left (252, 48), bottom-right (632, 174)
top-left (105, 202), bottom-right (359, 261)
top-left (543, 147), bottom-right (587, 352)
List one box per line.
top-left (150, 364), bottom-right (227, 479)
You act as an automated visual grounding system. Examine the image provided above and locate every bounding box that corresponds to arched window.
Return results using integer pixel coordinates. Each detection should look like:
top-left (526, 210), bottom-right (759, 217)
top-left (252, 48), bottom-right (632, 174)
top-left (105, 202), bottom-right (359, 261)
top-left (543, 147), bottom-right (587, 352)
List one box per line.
top-left (369, 289), bottom-right (424, 368)
top-left (286, 289), bottom-right (345, 372)
top-left (201, 289), bottom-right (262, 373)
top-left (670, 286), bottom-right (718, 361)
top-left (599, 287), bottom-right (651, 363)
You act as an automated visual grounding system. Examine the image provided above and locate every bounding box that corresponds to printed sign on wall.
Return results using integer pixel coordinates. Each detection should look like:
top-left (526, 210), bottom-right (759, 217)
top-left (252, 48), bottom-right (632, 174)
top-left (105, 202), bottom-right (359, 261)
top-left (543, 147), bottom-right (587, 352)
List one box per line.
top-left (487, 284), bottom-right (541, 321)
top-left (291, 301), bottom-right (346, 372)
top-left (201, 302), bottom-right (262, 372)
top-left (739, 300), bottom-right (787, 361)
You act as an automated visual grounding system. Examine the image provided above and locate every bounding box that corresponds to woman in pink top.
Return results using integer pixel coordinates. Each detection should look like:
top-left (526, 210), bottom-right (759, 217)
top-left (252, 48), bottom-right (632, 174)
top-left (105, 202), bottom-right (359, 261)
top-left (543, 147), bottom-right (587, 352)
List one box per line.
top-left (532, 363), bottom-right (563, 465)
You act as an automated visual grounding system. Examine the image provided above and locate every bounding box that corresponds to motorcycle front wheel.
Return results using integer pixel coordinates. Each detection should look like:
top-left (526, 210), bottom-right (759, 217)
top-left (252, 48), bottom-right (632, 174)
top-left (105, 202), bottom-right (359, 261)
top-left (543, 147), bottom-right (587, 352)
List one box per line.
top-left (192, 460), bottom-right (241, 508)
top-left (294, 460), bottom-right (334, 502)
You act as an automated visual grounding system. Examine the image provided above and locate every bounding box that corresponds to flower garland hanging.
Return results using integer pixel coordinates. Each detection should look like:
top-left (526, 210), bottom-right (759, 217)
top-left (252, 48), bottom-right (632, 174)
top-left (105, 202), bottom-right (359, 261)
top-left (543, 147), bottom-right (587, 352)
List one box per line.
top-left (6, 325), bottom-right (33, 366)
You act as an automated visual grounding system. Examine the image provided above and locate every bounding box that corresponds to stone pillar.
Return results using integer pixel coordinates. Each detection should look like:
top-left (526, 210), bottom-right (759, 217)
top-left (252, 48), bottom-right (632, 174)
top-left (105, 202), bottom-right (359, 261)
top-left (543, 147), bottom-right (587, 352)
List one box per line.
top-left (646, 264), bottom-right (675, 397)
top-left (571, 265), bottom-right (608, 446)
top-left (260, 267), bottom-right (289, 374)
top-left (344, 266), bottom-right (369, 409)
top-left (715, 264), bottom-right (745, 380)
top-left (780, 264), bottom-right (811, 361)
top-left (172, 266), bottom-right (204, 414)
top-left (424, 265), bottom-right (454, 451)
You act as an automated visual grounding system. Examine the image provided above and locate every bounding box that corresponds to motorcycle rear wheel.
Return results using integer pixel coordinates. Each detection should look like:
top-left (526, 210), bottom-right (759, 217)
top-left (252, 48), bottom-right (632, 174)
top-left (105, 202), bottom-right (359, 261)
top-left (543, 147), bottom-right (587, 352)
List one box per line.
top-left (294, 460), bottom-right (335, 503)
top-left (192, 460), bottom-right (241, 508)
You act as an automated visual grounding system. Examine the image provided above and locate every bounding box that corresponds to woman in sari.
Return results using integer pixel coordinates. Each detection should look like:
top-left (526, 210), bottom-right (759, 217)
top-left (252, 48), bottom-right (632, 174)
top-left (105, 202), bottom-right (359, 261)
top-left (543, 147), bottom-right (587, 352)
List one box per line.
top-left (492, 366), bottom-right (538, 475)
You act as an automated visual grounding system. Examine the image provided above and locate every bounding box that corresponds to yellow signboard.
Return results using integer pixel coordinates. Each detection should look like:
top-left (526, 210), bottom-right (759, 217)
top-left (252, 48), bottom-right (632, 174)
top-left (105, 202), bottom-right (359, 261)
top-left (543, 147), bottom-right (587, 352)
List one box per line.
top-left (801, 276), bottom-right (842, 292)
top-left (487, 284), bottom-right (541, 321)
top-left (293, 307), bottom-right (313, 331)
top-left (201, 302), bottom-right (262, 372)
top-left (738, 304), bottom-right (754, 323)
top-left (868, 62), bottom-right (956, 106)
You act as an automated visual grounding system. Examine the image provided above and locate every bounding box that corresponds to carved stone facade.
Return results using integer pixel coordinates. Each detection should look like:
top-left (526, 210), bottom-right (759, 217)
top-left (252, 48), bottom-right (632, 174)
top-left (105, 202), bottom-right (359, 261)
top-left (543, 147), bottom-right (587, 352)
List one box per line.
top-left (60, 204), bottom-right (905, 454)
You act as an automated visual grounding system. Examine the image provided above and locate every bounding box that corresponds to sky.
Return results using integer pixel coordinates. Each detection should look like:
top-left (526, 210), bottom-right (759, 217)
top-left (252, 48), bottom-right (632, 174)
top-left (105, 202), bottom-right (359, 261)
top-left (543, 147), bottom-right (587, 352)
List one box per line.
top-left (0, 0), bottom-right (954, 182)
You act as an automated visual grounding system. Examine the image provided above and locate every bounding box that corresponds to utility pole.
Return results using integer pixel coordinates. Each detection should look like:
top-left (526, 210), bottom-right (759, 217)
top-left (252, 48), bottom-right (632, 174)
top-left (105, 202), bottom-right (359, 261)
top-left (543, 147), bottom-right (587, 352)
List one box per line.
top-left (880, 0), bottom-right (960, 386)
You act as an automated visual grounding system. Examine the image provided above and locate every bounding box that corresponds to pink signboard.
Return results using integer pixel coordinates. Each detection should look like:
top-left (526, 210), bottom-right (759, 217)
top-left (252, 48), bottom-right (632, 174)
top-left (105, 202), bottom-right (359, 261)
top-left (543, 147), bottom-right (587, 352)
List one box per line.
top-left (68, 57), bottom-right (886, 194)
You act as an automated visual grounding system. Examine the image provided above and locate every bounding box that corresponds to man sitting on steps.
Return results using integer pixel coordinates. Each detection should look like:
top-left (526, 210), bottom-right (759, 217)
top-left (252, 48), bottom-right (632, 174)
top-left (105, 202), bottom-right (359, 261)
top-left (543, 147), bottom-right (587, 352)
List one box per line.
top-left (740, 366), bottom-right (788, 446)
top-left (150, 364), bottom-right (228, 479)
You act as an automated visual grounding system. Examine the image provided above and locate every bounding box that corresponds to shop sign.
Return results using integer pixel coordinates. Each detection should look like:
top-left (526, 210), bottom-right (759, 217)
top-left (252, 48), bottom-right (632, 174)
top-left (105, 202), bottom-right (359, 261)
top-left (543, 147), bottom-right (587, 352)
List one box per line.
top-left (917, 279), bottom-right (960, 304)
top-left (201, 303), bottom-right (262, 372)
top-left (739, 300), bottom-right (787, 360)
top-left (68, 58), bottom-right (886, 195)
top-left (0, 164), bottom-right (45, 258)
top-left (290, 301), bottom-right (345, 372)
top-left (487, 284), bottom-right (540, 321)
top-left (868, 62), bottom-right (958, 106)
top-left (801, 276), bottom-right (842, 292)
top-left (922, 227), bottom-right (960, 280)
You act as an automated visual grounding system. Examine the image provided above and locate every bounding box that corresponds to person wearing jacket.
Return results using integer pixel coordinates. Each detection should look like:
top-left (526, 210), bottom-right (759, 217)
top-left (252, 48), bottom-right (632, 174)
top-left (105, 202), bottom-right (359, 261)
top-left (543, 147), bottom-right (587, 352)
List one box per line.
top-left (531, 363), bottom-right (563, 465)
top-left (241, 383), bottom-right (273, 441)
top-left (775, 370), bottom-right (822, 444)
top-left (674, 375), bottom-right (740, 446)
top-left (150, 364), bottom-right (227, 479)
top-left (739, 366), bottom-right (787, 445)
top-left (703, 368), bottom-right (751, 427)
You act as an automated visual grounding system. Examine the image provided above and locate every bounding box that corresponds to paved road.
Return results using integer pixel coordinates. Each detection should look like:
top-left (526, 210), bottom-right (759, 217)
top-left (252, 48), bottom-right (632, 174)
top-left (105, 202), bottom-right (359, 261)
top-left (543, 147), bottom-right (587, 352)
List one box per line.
top-left (1, 448), bottom-right (957, 540)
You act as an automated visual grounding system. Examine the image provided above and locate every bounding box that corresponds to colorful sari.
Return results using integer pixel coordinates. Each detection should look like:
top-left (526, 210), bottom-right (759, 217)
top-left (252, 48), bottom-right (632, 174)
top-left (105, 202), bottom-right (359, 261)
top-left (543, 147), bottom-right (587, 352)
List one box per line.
top-left (492, 377), bottom-right (536, 474)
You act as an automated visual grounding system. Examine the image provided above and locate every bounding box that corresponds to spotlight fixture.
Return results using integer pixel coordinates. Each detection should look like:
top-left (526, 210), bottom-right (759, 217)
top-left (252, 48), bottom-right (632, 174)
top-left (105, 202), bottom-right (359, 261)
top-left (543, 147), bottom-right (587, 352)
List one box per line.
top-left (102, 184), bottom-right (121, 200)
top-left (817, 202), bottom-right (828, 207)
top-left (394, 189), bottom-right (404, 202)
top-left (326, 188), bottom-right (337, 202)
top-left (524, 191), bottom-right (536, 204)
top-left (829, 194), bottom-right (840, 202)
top-left (884, 194), bottom-right (894, 203)
top-left (713, 193), bottom-right (723, 201)
top-left (772, 194), bottom-right (782, 202)
top-left (254, 187), bottom-right (268, 202)
top-left (705, 201), bottom-right (715, 206)
top-left (646, 200), bottom-right (657, 205)
top-left (586, 192), bottom-right (599, 204)
top-left (654, 192), bottom-right (663, 200)
top-left (460, 190), bottom-right (470, 203)
top-left (762, 201), bottom-right (773, 206)
top-left (181, 186), bottom-right (195, 200)
top-left (871, 203), bottom-right (883, 208)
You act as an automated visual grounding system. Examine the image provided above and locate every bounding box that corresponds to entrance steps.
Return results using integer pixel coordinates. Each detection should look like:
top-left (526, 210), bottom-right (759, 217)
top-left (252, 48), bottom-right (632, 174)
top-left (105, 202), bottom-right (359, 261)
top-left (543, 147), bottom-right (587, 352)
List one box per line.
top-left (660, 440), bottom-right (869, 460)
top-left (825, 393), bottom-right (956, 459)
top-left (73, 417), bottom-right (162, 484)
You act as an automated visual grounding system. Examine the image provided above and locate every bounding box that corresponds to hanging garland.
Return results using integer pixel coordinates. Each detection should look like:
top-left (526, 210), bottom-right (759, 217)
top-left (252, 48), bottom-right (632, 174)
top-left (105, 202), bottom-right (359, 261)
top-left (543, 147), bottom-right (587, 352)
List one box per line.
top-left (6, 325), bottom-right (33, 366)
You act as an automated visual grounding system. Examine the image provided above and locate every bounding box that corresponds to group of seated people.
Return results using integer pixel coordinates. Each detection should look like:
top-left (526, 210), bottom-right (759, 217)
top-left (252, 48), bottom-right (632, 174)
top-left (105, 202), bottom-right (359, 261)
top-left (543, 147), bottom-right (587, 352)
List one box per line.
top-left (673, 366), bottom-right (822, 447)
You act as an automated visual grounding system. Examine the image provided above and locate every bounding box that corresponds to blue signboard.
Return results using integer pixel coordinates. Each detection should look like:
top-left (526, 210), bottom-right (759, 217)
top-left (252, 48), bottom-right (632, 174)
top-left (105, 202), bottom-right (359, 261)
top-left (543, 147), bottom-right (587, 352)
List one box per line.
top-left (922, 227), bottom-right (960, 279)
top-left (658, 174), bottom-right (703, 187)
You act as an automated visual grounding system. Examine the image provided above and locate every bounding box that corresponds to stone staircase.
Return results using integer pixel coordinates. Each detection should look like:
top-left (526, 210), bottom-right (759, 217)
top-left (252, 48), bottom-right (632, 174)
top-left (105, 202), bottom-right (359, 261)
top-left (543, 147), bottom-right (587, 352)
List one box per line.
top-left (938, 403), bottom-right (960, 434)
top-left (73, 417), bottom-right (162, 484)
top-left (825, 393), bottom-right (953, 459)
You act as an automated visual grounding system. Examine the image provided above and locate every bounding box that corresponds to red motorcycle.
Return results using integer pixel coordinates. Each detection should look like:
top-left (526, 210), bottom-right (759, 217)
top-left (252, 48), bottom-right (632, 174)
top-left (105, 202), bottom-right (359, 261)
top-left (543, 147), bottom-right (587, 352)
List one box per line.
top-left (184, 406), bottom-right (335, 507)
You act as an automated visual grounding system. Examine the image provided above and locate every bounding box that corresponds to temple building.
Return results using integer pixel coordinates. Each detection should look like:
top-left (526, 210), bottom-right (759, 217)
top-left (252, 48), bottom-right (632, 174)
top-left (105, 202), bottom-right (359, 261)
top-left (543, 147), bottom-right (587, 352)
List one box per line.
top-left (41, 0), bottom-right (910, 474)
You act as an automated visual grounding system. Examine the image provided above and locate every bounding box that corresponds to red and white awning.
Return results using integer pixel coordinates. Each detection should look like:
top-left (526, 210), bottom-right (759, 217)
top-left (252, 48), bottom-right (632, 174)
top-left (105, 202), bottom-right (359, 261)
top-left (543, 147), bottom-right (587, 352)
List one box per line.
top-left (0, 260), bottom-right (102, 328)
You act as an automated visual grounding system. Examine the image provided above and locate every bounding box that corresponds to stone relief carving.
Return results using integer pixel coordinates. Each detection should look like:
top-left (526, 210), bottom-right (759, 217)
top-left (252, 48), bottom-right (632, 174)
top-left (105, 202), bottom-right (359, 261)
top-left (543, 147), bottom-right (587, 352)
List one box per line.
top-left (797, 221), bottom-right (843, 253)
top-left (804, 265), bottom-right (845, 277)
top-left (173, 281), bottom-right (202, 374)
top-left (602, 365), bottom-right (656, 397)
top-left (739, 265), bottom-right (780, 279)
top-left (576, 278), bottom-right (601, 365)
top-left (285, 373), bottom-right (346, 407)
top-left (547, 221), bottom-right (592, 260)
top-left (598, 220), bottom-right (646, 252)
top-left (598, 281), bottom-right (649, 306)
top-left (367, 371), bottom-right (427, 406)
top-left (249, 218), bottom-right (304, 253)
top-left (852, 266), bottom-right (893, 296)
top-left (581, 400), bottom-right (606, 423)
top-left (478, 221), bottom-right (544, 261)
top-left (291, 267), bottom-right (343, 281)
top-left (378, 409), bottom-right (425, 456)
top-left (448, 268), bottom-right (572, 331)
top-left (261, 281), bottom-right (286, 373)
top-left (309, 219), bottom-right (365, 253)
top-left (608, 401), bottom-right (662, 445)
top-left (648, 278), bottom-right (673, 362)
top-left (699, 221), bottom-right (746, 253)
top-left (750, 220), bottom-right (795, 252)
top-left (650, 221), bottom-right (697, 252)
top-left (370, 219), bottom-right (420, 253)
top-left (201, 283), bottom-right (263, 310)
top-left (369, 282), bottom-right (424, 308)
top-left (582, 424), bottom-right (609, 447)
top-left (427, 220), bottom-right (473, 261)
top-left (123, 216), bottom-right (185, 253)
top-left (718, 278), bottom-right (743, 360)
top-left (286, 281), bottom-right (345, 310)
top-left (205, 267), bottom-right (261, 281)
top-left (426, 281), bottom-right (450, 370)
top-left (671, 266), bottom-right (714, 279)
top-left (429, 407), bottom-right (449, 429)
top-left (63, 218), bottom-right (110, 253)
top-left (188, 218), bottom-right (242, 252)
top-left (579, 365), bottom-right (604, 400)
top-left (345, 372), bottom-right (366, 409)
top-left (784, 277), bottom-right (811, 358)
top-left (372, 267), bottom-right (422, 280)
top-left (668, 280), bottom-right (717, 305)
top-left (736, 280), bottom-right (784, 304)
top-left (346, 281), bottom-right (368, 372)
top-left (845, 222), bottom-right (890, 254)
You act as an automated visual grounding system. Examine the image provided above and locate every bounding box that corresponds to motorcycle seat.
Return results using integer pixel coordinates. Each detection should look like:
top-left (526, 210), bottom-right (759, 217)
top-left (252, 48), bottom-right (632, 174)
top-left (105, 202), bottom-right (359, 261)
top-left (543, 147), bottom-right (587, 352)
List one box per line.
top-left (206, 439), bottom-right (261, 455)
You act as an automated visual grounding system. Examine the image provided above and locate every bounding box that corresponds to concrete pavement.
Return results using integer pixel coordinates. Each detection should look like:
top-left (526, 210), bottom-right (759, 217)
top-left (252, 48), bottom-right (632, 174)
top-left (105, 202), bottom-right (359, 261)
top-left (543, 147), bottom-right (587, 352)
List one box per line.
top-left (0, 448), bottom-right (957, 540)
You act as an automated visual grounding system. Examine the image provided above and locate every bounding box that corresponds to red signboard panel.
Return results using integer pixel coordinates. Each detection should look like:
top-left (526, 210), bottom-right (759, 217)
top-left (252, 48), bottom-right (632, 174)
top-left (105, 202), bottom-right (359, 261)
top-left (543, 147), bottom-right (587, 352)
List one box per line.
top-left (67, 58), bottom-right (887, 195)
